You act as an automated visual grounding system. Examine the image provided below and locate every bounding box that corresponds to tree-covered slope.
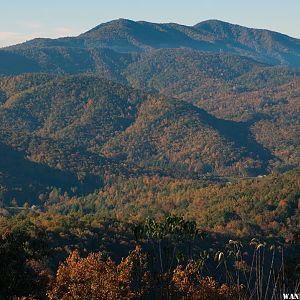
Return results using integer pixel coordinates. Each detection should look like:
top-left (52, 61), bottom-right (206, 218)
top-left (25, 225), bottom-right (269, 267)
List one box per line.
top-left (195, 78), bottom-right (300, 170)
top-left (123, 49), bottom-right (266, 99)
top-left (102, 96), bottom-right (272, 177)
top-left (46, 168), bottom-right (300, 240)
top-left (0, 74), bottom-right (282, 204)
top-left (0, 19), bottom-right (299, 203)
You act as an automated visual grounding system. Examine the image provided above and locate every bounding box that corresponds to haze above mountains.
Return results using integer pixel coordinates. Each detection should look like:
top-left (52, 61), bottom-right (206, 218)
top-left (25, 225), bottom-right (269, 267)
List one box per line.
top-left (0, 19), bottom-right (299, 204)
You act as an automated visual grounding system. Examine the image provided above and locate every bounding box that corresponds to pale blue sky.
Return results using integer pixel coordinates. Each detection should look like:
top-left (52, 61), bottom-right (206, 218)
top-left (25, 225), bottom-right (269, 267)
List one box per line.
top-left (1, 0), bottom-right (300, 47)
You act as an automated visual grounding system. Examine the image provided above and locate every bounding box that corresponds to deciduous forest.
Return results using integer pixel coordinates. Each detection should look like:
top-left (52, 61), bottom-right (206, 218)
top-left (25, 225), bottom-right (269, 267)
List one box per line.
top-left (0, 18), bottom-right (299, 299)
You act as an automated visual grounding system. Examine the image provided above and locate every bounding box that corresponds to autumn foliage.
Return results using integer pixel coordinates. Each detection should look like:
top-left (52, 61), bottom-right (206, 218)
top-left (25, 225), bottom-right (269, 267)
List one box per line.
top-left (48, 247), bottom-right (243, 300)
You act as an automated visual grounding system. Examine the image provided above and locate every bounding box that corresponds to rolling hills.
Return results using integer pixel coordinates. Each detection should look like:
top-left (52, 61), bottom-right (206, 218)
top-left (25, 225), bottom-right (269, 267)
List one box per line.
top-left (0, 74), bottom-right (279, 204)
top-left (0, 19), bottom-right (299, 205)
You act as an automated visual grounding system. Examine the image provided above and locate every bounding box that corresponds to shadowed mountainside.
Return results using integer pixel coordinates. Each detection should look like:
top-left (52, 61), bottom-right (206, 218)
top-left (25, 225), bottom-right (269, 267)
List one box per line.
top-left (0, 142), bottom-right (102, 205)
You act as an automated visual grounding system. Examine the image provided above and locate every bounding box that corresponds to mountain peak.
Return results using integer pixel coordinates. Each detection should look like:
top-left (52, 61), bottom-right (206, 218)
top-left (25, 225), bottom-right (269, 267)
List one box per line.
top-left (82, 18), bottom-right (138, 36)
top-left (2, 18), bottom-right (300, 69)
top-left (194, 19), bottom-right (234, 27)
top-left (194, 19), bottom-right (246, 34)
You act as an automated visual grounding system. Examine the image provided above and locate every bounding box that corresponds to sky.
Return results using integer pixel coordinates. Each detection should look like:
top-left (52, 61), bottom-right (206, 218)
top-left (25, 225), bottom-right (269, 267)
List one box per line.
top-left (1, 0), bottom-right (300, 47)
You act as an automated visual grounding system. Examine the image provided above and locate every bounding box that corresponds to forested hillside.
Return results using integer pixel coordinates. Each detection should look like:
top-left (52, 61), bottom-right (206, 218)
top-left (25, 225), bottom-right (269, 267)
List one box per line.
top-left (41, 168), bottom-right (300, 240)
top-left (0, 72), bottom-right (294, 205)
top-left (0, 18), bottom-right (299, 299)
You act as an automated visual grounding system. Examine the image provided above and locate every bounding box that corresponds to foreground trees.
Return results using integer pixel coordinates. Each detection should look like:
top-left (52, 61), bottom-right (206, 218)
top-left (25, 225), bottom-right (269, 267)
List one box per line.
top-left (0, 223), bottom-right (50, 299)
top-left (47, 217), bottom-right (299, 299)
top-left (48, 246), bottom-right (242, 300)
top-left (48, 247), bottom-right (151, 300)
top-left (0, 215), bottom-right (299, 299)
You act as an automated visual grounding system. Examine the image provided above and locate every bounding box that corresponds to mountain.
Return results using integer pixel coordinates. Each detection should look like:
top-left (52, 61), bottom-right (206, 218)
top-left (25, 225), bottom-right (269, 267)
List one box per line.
top-left (122, 49), bottom-right (298, 101)
top-left (2, 41), bottom-right (298, 107)
top-left (0, 19), bottom-right (299, 204)
top-left (101, 95), bottom-right (272, 177)
top-left (0, 18), bottom-right (299, 298)
top-left (1, 19), bottom-right (300, 77)
top-left (0, 73), bottom-right (281, 204)
top-left (194, 20), bottom-right (300, 66)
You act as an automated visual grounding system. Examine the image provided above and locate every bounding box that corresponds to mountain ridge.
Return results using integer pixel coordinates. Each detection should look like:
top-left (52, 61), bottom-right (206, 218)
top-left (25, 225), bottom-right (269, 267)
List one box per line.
top-left (2, 19), bottom-right (300, 70)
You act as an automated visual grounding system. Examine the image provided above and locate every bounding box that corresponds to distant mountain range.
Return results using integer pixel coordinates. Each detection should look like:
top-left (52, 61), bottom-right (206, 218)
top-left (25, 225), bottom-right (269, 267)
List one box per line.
top-left (1, 19), bottom-right (300, 76)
